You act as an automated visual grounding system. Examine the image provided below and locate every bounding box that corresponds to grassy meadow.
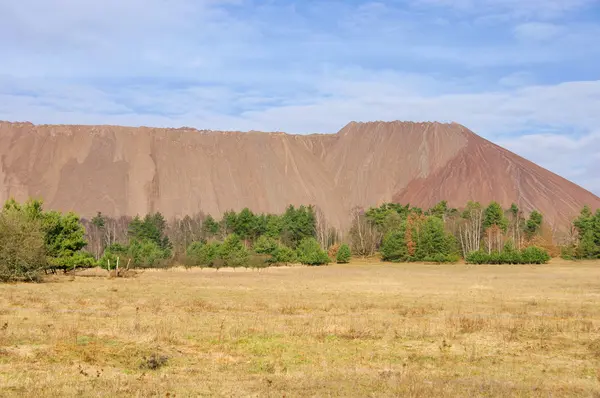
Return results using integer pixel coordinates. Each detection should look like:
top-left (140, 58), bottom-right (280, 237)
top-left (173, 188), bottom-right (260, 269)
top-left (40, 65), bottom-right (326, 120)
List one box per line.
top-left (1, 259), bottom-right (600, 397)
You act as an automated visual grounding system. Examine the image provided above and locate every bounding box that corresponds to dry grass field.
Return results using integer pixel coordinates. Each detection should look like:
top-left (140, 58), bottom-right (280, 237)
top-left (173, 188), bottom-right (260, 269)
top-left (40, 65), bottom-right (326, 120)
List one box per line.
top-left (1, 259), bottom-right (600, 397)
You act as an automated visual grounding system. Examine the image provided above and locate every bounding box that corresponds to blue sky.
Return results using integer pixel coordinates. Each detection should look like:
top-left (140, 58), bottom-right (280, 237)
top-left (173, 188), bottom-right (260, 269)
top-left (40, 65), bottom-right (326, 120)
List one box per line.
top-left (1, 0), bottom-right (599, 194)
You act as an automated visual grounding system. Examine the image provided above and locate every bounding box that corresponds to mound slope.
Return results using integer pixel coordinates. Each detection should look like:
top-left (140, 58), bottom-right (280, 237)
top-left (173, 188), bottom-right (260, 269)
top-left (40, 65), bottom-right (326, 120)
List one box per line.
top-left (0, 120), bottom-right (598, 229)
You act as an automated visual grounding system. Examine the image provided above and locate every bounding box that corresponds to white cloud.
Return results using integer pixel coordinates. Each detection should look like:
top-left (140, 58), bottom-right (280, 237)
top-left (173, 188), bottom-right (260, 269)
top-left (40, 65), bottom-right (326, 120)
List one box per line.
top-left (498, 71), bottom-right (535, 87)
top-left (514, 22), bottom-right (564, 41)
top-left (414, 0), bottom-right (595, 19)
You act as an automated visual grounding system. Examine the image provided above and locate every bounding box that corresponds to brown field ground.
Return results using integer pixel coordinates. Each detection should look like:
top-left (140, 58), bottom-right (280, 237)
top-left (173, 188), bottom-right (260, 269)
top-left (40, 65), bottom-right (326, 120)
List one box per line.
top-left (1, 259), bottom-right (600, 397)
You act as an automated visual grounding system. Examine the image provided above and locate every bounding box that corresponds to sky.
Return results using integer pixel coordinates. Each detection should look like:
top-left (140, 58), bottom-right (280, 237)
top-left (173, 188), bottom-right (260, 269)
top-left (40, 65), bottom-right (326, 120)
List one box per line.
top-left (0, 0), bottom-right (599, 195)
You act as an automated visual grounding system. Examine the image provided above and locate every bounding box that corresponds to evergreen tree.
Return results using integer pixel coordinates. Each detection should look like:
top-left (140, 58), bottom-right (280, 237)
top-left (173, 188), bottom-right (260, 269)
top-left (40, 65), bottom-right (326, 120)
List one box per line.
top-left (574, 206), bottom-right (594, 236)
top-left (221, 210), bottom-right (237, 236)
top-left (577, 229), bottom-right (598, 259)
top-left (483, 201), bottom-right (508, 231)
top-left (296, 237), bottom-right (329, 265)
top-left (253, 235), bottom-right (279, 255)
top-left (128, 212), bottom-right (171, 252)
top-left (594, 210), bottom-right (600, 248)
top-left (219, 234), bottom-right (249, 267)
top-left (416, 216), bottom-right (455, 260)
top-left (203, 215), bottom-right (220, 237)
top-left (186, 241), bottom-right (221, 267)
top-left (428, 201), bottom-right (449, 219)
top-left (525, 210), bottom-right (543, 238)
top-left (281, 205), bottom-right (316, 248)
top-left (381, 228), bottom-right (408, 262)
top-left (336, 244), bottom-right (351, 264)
top-left (43, 211), bottom-right (90, 271)
top-left (573, 206), bottom-right (599, 258)
top-left (91, 212), bottom-right (106, 228)
top-left (5, 199), bottom-right (92, 272)
top-left (265, 214), bottom-right (283, 238)
top-left (272, 244), bottom-right (297, 264)
top-left (234, 208), bottom-right (257, 243)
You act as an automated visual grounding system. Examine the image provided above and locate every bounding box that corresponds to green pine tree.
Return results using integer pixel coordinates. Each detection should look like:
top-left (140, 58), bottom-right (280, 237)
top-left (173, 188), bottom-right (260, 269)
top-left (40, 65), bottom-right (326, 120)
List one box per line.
top-left (336, 244), bottom-right (351, 264)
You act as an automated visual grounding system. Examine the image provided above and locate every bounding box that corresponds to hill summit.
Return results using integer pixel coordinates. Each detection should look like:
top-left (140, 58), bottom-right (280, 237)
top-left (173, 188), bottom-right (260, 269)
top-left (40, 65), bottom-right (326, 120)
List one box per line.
top-left (0, 120), bottom-right (598, 229)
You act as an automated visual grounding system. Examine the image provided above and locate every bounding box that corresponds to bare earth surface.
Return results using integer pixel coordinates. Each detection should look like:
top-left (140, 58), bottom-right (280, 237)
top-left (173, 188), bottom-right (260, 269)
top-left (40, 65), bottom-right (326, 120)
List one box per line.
top-left (1, 260), bottom-right (599, 397)
top-left (1, 120), bottom-right (598, 229)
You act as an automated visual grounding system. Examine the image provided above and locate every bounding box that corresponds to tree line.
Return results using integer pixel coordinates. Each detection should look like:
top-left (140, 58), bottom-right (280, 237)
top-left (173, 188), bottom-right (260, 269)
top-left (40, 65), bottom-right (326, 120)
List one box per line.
top-left (350, 200), bottom-right (550, 264)
top-left (562, 205), bottom-right (600, 259)
top-left (1, 197), bottom-right (599, 282)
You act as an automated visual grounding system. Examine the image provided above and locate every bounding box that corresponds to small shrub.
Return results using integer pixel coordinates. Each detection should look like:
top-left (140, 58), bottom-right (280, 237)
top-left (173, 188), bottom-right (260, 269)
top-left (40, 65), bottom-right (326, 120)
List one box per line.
top-left (219, 234), bottom-right (249, 268)
top-left (520, 246), bottom-right (551, 264)
top-left (271, 244), bottom-right (297, 265)
top-left (465, 251), bottom-right (488, 265)
top-left (466, 247), bottom-right (550, 265)
top-left (336, 244), bottom-right (351, 264)
top-left (101, 240), bottom-right (171, 269)
top-left (0, 210), bottom-right (46, 282)
top-left (253, 236), bottom-right (297, 265)
top-left (424, 253), bottom-right (460, 264)
top-left (328, 244), bottom-right (340, 260)
top-left (296, 238), bottom-right (330, 266)
top-left (253, 236), bottom-right (279, 255)
top-left (140, 353), bottom-right (168, 370)
top-left (247, 254), bottom-right (270, 269)
top-left (560, 245), bottom-right (577, 261)
top-left (185, 241), bottom-right (220, 267)
top-left (500, 249), bottom-right (521, 264)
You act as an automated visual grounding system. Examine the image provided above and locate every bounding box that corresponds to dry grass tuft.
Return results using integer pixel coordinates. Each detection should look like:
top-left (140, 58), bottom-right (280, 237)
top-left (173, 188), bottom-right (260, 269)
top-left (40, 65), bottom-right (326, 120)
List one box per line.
top-left (140, 353), bottom-right (169, 370)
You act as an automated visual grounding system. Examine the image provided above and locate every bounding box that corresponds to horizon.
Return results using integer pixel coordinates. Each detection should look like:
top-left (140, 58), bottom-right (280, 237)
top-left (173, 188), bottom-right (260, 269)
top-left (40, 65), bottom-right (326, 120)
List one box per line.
top-left (0, 119), bottom-right (464, 134)
top-left (1, 0), bottom-right (599, 194)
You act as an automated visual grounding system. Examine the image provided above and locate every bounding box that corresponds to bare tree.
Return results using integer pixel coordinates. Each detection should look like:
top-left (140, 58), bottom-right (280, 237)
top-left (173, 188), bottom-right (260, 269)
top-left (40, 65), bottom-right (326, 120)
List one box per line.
top-left (103, 216), bottom-right (131, 246)
top-left (348, 207), bottom-right (381, 257)
top-left (458, 205), bottom-right (483, 255)
top-left (167, 213), bottom-right (206, 256)
top-left (82, 214), bottom-right (130, 259)
top-left (484, 224), bottom-right (504, 254)
top-left (314, 206), bottom-right (329, 250)
top-left (506, 204), bottom-right (524, 250)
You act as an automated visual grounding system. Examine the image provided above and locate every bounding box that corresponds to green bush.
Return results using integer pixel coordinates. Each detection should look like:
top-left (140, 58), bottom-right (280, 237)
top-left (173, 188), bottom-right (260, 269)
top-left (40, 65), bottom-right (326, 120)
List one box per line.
top-left (185, 241), bottom-right (220, 267)
top-left (466, 247), bottom-right (550, 265)
top-left (247, 253), bottom-right (271, 269)
top-left (520, 246), bottom-right (551, 264)
top-left (0, 210), bottom-right (46, 282)
top-left (560, 245), bottom-right (577, 261)
top-left (499, 250), bottom-right (521, 264)
top-left (296, 237), bottom-right (330, 266)
top-left (465, 251), bottom-right (488, 265)
top-left (50, 251), bottom-right (96, 271)
top-left (3, 199), bottom-right (90, 273)
top-left (219, 234), bottom-right (249, 267)
top-left (380, 230), bottom-right (408, 262)
top-left (423, 253), bottom-right (460, 264)
top-left (253, 235), bottom-right (279, 255)
top-left (100, 240), bottom-right (171, 269)
top-left (271, 244), bottom-right (297, 264)
top-left (336, 244), bottom-right (351, 264)
top-left (130, 240), bottom-right (171, 268)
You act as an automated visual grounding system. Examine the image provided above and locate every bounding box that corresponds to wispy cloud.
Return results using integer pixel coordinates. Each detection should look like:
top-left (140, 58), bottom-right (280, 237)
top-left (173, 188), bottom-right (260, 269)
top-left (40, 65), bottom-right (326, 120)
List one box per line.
top-left (0, 0), bottom-right (599, 194)
top-left (413, 0), bottom-right (596, 19)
